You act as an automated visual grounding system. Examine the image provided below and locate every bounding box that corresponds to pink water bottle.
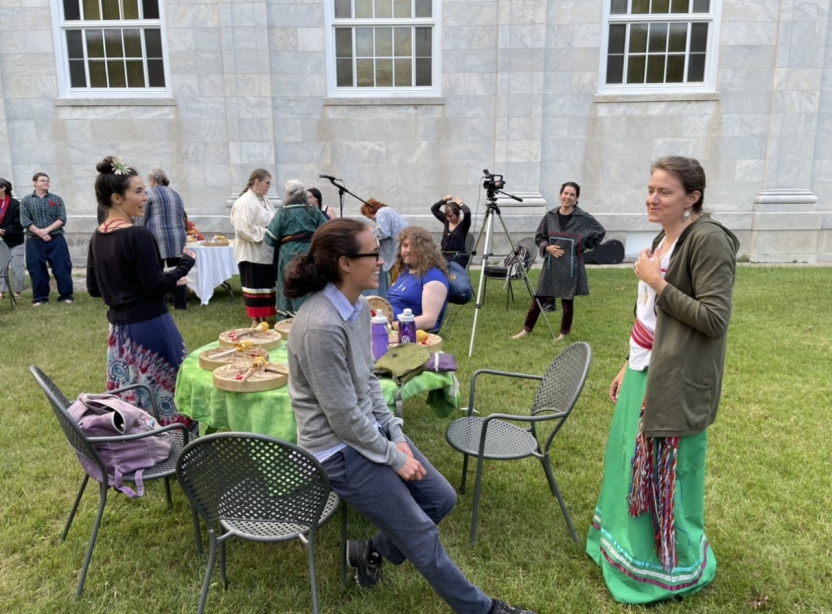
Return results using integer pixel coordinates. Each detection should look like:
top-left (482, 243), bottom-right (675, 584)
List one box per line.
top-left (397, 308), bottom-right (417, 344)
top-left (371, 314), bottom-right (390, 360)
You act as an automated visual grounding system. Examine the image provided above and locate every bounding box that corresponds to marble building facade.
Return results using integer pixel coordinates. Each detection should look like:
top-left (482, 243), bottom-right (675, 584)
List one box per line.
top-left (0, 0), bottom-right (830, 263)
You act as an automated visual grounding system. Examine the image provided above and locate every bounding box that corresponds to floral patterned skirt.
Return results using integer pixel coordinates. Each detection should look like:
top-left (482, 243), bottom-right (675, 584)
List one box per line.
top-left (106, 313), bottom-right (193, 428)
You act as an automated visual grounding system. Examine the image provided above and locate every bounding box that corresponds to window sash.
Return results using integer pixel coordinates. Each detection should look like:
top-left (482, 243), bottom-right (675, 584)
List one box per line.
top-left (601, 0), bottom-right (717, 93)
top-left (65, 26), bottom-right (166, 89)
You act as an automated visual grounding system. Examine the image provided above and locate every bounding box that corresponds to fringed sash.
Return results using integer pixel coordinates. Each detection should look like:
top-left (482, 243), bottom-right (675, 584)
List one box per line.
top-left (629, 398), bottom-right (680, 572)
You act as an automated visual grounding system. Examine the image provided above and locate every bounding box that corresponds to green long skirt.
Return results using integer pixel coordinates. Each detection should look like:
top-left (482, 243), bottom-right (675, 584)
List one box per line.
top-left (586, 367), bottom-right (717, 604)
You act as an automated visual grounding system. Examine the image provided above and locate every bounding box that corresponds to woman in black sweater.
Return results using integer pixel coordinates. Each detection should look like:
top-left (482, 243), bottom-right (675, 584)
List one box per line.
top-left (0, 178), bottom-right (24, 300)
top-left (86, 156), bottom-right (196, 427)
top-left (431, 195), bottom-right (472, 267)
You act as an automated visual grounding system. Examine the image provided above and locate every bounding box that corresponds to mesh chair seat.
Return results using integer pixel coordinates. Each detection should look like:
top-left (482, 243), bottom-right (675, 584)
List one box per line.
top-left (220, 491), bottom-right (339, 540)
top-left (446, 417), bottom-right (538, 460)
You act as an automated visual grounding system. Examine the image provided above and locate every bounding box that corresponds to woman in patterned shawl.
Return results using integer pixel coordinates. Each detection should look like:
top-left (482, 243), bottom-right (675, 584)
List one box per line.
top-left (511, 182), bottom-right (605, 341)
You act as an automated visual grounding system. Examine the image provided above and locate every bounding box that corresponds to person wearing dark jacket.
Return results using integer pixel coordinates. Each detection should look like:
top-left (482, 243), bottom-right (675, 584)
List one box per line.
top-left (87, 156), bottom-right (196, 428)
top-left (586, 157), bottom-right (739, 604)
top-left (511, 182), bottom-right (605, 341)
top-left (0, 178), bottom-right (24, 300)
top-left (431, 195), bottom-right (472, 267)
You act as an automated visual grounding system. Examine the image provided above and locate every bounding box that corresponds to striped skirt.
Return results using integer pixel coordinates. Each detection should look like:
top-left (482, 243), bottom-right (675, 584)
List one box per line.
top-left (239, 261), bottom-right (276, 319)
top-left (106, 313), bottom-right (193, 428)
top-left (586, 367), bottom-right (716, 604)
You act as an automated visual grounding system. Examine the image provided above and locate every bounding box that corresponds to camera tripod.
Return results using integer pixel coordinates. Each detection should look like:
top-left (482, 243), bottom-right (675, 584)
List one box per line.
top-left (467, 188), bottom-right (555, 357)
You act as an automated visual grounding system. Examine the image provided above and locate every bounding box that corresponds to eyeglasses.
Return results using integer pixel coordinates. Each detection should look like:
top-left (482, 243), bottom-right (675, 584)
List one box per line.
top-left (348, 250), bottom-right (381, 262)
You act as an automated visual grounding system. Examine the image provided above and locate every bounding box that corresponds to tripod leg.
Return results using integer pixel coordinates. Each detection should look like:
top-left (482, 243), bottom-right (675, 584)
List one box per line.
top-left (468, 209), bottom-right (496, 357)
top-left (492, 212), bottom-right (557, 341)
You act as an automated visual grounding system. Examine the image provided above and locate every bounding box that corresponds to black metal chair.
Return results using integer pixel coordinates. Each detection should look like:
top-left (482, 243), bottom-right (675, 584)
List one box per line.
top-left (0, 240), bottom-right (16, 310)
top-left (482, 237), bottom-right (538, 309)
top-left (29, 365), bottom-right (196, 597)
top-left (445, 342), bottom-right (592, 545)
top-left (176, 432), bottom-right (344, 614)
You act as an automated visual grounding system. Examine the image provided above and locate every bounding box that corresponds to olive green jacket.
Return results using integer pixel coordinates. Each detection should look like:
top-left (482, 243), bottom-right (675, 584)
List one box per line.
top-left (644, 216), bottom-right (739, 438)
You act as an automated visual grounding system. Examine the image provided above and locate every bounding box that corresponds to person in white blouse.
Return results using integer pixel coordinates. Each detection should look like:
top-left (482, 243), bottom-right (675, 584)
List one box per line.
top-left (230, 169), bottom-right (276, 326)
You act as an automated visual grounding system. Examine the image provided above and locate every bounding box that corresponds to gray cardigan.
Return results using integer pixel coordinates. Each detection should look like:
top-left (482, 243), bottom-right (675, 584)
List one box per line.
top-left (644, 216), bottom-right (740, 438)
top-left (287, 291), bottom-right (408, 471)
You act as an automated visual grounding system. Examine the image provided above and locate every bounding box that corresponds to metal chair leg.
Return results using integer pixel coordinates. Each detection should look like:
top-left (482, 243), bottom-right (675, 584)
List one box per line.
top-left (197, 536), bottom-right (218, 614)
top-left (305, 535), bottom-right (320, 614)
top-left (76, 482), bottom-right (108, 598)
top-left (192, 507), bottom-right (203, 556)
top-left (62, 474), bottom-right (90, 541)
top-left (541, 456), bottom-right (578, 543)
top-left (459, 454), bottom-right (469, 494)
top-left (163, 476), bottom-right (173, 510)
top-left (340, 501), bottom-right (348, 587)
top-left (219, 538), bottom-right (228, 588)
top-left (469, 455), bottom-right (486, 546)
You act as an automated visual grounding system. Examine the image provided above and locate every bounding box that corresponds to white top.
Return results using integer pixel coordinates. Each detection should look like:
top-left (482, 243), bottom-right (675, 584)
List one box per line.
top-left (628, 239), bottom-right (675, 371)
top-left (230, 189), bottom-right (275, 265)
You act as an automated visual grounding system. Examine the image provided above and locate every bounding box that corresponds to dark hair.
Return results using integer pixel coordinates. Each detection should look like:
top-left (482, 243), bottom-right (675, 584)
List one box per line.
top-left (307, 187), bottom-right (323, 209)
top-left (360, 197), bottom-right (387, 219)
top-left (32, 172), bottom-right (49, 182)
top-left (94, 156), bottom-right (140, 208)
top-left (445, 202), bottom-right (461, 217)
top-left (284, 219), bottom-right (367, 299)
top-left (560, 181), bottom-right (580, 200)
top-left (0, 178), bottom-right (12, 195)
top-left (651, 156), bottom-right (707, 213)
top-left (148, 168), bottom-right (170, 186)
top-left (240, 168), bottom-right (271, 197)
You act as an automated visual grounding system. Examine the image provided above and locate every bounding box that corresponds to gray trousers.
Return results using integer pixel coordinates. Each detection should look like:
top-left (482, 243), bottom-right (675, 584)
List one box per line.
top-left (0, 243), bottom-right (24, 293)
top-left (323, 436), bottom-right (493, 614)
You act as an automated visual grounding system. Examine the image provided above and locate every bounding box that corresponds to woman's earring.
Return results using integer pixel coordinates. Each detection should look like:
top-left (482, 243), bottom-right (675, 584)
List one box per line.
top-left (682, 209), bottom-right (691, 221)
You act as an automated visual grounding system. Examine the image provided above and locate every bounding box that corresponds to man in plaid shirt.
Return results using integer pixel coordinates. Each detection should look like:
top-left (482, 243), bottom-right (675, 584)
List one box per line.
top-left (20, 172), bottom-right (74, 305)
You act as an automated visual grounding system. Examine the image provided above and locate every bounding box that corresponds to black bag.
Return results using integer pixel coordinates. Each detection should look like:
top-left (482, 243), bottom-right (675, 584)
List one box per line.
top-left (446, 261), bottom-right (473, 305)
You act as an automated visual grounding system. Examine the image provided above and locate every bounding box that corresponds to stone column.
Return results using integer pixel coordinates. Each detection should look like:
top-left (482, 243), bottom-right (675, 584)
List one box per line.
top-left (750, 0), bottom-right (828, 262)
top-left (219, 0), bottom-right (276, 211)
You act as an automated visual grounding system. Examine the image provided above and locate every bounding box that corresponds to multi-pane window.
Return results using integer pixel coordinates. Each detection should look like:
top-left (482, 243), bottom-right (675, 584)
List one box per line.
top-left (603, 0), bottom-right (716, 90)
top-left (328, 0), bottom-right (438, 95)
top-left (60, 0), bottom-right (166, 91)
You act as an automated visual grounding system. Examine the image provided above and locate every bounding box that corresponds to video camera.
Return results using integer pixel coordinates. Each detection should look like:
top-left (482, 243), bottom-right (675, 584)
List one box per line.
top-left (482, 169), bottom-right (505, 193)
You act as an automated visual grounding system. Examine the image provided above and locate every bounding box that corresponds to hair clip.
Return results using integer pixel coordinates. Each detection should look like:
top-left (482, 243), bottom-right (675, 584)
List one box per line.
top-left (111, 156), bottom-right (131, 175)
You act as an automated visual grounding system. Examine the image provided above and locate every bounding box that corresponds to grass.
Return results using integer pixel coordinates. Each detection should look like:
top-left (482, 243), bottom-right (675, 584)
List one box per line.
top-left (1, 266), bottom-right (831, 613)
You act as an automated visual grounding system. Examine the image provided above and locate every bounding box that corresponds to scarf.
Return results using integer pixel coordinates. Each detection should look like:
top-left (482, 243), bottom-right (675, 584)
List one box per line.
top-left (0, 195), bottom-right (9, 226)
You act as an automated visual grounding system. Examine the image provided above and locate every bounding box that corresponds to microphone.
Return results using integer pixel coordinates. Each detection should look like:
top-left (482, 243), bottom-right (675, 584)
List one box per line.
top-left (319, 173), bottom-right (341, 181)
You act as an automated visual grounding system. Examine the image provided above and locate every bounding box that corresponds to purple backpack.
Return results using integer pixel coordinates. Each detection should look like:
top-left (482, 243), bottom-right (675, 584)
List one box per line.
top-left (67, 393), bottom-right (173, 499)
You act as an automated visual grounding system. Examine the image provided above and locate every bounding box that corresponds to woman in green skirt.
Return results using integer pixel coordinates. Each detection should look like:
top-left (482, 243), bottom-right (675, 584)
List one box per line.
top-left (586, 157), bottom-right (739, 604)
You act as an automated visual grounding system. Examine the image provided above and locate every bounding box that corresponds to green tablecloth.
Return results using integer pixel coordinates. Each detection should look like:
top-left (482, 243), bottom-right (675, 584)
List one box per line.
top-left (175, 342), bottom-right (459, 442)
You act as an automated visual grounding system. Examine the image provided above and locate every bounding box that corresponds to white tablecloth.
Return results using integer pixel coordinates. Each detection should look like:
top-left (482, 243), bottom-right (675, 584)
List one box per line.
top-left (187, 242), bottom-right (238, 305)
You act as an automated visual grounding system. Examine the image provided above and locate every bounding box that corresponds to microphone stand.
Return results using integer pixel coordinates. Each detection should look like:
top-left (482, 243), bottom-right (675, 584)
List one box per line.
top-left (321, 177), bottom-right (370, 218)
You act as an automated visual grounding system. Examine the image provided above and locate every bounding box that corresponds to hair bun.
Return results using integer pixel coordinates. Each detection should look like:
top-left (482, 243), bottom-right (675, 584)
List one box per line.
top-left (96, 156), bottom-right (115, 174)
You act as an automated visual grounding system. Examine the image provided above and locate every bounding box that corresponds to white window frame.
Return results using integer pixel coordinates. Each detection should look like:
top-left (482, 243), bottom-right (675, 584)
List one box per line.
top-left (598, 0), bottom-right (721, 96)
top-left (324, 0), bottom-right (442, 99)
top-left (50, 0), bottom-right (172, 99)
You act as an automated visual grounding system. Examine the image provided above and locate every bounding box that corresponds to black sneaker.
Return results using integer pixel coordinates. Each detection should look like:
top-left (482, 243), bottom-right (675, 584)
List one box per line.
top-left (347, 539), bottom-right (383, 588)
top-left (491, 600), bottom-right (537, 614)
top-left (541, 302), bottom-right (556, 313)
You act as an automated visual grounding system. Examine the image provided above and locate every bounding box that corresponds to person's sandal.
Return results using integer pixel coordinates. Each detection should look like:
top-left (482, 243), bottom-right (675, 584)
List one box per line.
top-left (0, 293), bottom-right (5, 300)
top-left (13, 293), bottom-right (21, 300)
top-left (510, 330), bottom-right (529, 340)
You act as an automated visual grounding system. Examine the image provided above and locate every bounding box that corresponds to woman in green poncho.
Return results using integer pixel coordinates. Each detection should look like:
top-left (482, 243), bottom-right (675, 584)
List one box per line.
top-left (265, 179), bottom-right (328, 319)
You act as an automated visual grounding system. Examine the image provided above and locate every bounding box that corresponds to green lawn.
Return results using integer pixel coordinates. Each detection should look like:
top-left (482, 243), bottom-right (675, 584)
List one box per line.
top-left (1, 266), bottom-right (830, 613)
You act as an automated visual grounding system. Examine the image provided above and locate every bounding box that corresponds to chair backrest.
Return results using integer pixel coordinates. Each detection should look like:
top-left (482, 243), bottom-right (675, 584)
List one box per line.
top-left (29, 366), bottom-right (109, 485)
top-left (464, 233), bottom-right (474, 258)
top-left (176, 433), bottom-right (331, 533)
top-left (517, 237), bottom-right (538, 270)
top-left (530, 343), bottom-right (592, 448)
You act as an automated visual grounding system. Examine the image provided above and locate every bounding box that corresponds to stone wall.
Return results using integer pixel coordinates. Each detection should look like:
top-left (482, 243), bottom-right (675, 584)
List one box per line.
top-left (0, 0), bottom-right (830, 263)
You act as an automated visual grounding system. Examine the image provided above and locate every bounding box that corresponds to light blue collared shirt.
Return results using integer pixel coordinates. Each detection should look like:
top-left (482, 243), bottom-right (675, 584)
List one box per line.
top-left (323, 282), bottom-right (363, 322)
